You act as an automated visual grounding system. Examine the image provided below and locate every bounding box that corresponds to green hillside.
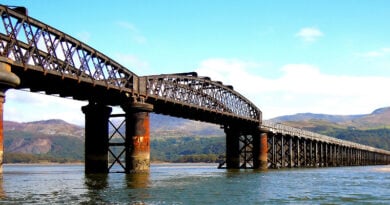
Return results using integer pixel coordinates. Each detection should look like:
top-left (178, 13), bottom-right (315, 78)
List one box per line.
top-left (271, 107), bottom-right (390, 150)
top-left (3, 119), bottom-right (225, 164)
top-left (4, 107), bottom-right (390, 164)
top-left (151, 136), bottom-right (225, 162)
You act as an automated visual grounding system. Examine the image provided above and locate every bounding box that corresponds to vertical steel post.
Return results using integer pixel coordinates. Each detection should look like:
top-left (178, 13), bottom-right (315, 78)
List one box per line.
top-left (313, 141), bottom-right (316, 167)
top-left (0, 58), bottom-right (20, 173)
top-left (122, 102), bottom-right (153, 173)
top-left (319, 142), bottom-right (322, 167)
top-left (281, 135), bottom-right (285, 168)
top-left (272, 134), bottom-right (276, 168)
top-left (289, 137), bottom-right (293, 168)
top-left (296, 138), bottom-right (300, 167)
top-left (82, 103), bottom-right (112, 174)
top-left (324, 143), bottom-right (328, 167)
top-left (303, 140), bottom-right (307, 167)
top-left (309, 141), bottom-right (313, 167)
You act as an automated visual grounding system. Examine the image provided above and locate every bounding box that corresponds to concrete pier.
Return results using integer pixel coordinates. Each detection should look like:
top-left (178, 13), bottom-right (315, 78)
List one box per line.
top-left (82, 103), bottom-right (112, 174)
top-left (122, 102), bottom-right (153, 173)
top-left (0, 58), bottom-right (20, 173)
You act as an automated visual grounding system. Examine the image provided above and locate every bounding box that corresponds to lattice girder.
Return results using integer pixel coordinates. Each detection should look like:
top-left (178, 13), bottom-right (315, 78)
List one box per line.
top-left (0, 5), bottom-right (137, 93)
top-left (145, 73), bottom-right (262, 124)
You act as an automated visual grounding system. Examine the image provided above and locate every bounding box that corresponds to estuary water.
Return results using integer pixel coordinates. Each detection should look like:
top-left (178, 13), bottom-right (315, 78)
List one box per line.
top-left (0, 164), bottom-right (390, 204)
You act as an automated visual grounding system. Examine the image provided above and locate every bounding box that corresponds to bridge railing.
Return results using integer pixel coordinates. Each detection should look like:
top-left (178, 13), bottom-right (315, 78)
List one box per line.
top-left (0, 5), bottom-right (138, 93)
top-left (144, 73), bottom-right (262, 124)
top-left (262, 120), bottom-right (390, 155)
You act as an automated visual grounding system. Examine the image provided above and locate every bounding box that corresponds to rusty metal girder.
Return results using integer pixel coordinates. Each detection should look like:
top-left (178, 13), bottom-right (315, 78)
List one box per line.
top-left (0, 5), bottom-right (262, 125)
top-left (0, 5), bottom-right (137, 94)
top-left (145, 74), bottom-right (262, 124)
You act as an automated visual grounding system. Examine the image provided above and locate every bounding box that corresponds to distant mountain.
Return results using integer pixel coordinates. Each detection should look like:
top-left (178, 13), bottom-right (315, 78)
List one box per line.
top-left (270, 107), bottom-right (390, 130)
top-left (4, 120), bottom-right (85, 163)
top-left (268, 107), bottom-right (390, 150)
top-left (271, 113), bottom-right (364, 123)
top-left (3, 115), bottom-right (224, 163)
top-left (150, 114), bottom-right (223, 137)
top-left (4, 119), bottom-right (84, 140)
top-left (5, 107), bottom-right (389, 163)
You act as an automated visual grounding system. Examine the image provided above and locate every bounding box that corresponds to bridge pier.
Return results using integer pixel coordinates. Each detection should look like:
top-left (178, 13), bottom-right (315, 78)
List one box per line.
top-left (122, 102), bottom-right (153, 173)
top-left (224, 126), bottom-right (240, 169)
top-left (256, 133), bottom-right (268, 170)
top-left (82, 103), bottom-right (112, 174)
top-left (0, 58), bottom-right (20, 173)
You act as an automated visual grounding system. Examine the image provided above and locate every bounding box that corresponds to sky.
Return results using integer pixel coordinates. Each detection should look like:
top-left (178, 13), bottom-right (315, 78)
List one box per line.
top-left (3, 0), bottom-right (390, 125)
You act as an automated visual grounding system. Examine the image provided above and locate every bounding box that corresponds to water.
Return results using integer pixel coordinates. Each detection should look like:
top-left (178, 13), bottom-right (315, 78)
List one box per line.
top-left (1, 164), bottom-right (390, 204)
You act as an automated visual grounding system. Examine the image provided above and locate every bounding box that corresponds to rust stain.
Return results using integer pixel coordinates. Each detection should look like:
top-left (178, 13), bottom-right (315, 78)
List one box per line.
top-left (259, 133), bottom-right (268, 168)
top-left (132, 112), bottom-right (150, 154)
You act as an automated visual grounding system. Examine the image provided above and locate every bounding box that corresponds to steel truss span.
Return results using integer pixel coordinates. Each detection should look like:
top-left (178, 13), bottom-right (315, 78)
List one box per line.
top-left (0, 5), bottom-right (262, 124)
top-left (2, 5), bottom-right (390, 172)
top-left (0, 5), bottom-right (137, 94)
top-left (145, 73), bottom-right (262, 124)
top-left (262, 121), bottom-right (390, 169)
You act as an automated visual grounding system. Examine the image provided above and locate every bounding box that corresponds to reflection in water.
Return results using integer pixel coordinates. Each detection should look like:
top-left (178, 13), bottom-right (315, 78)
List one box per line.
top-left (126, 172), bottom-right (150, 189)
top-left (126, 172), bottom-right (150, 202)
top-left (84, 174), bottom-right (108, 189)
top-left (2, 164), bottom-right (390, 204)
top-left (84, 174), bottom-right (109, 204)
top-left (83, 172), bottom-right (151, 203)
top-left (0, 175), bottom-right (5, 199)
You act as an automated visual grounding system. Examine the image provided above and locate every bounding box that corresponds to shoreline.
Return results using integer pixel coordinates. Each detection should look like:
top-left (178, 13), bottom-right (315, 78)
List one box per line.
top-left (4, 161), bottom-right (218, 166)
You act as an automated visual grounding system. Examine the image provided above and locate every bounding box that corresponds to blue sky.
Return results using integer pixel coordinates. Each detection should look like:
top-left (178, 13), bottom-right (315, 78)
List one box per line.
top-left (3, 0), bottom-right (390, 125)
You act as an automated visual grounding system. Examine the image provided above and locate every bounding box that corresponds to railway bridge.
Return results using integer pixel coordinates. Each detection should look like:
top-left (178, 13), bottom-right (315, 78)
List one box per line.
top-left (0, 5), bottom-right (389, 174)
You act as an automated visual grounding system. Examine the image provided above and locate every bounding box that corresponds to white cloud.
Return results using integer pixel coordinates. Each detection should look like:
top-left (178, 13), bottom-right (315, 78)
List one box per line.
top-left (196, 58), bottom-right (390, 119)
top-left (4, 90), bottom-right (87, 125)
top-left (76, 31), bottom-right (91, 43)
top-left (116, 21), bottom-right (147, 44)
top-left (113, 53), bottom-right (150, 75)
top-left (357, 47), bottom-right (390, 58)
top-left (195, 58), bottom-right (265, 94)
top-left (4, 90), bottom-right (88, 125)
top-left (4, 58), bottom-right (390, 124)
top-left (4, 91), bottom-right (129, 126)
top-left (296, 27), bottom-right (324, 42)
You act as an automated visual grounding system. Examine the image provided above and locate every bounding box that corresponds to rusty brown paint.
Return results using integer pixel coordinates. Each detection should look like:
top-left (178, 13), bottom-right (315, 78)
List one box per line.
top-left (0, 59), bottom-right (20, 173)
top-left (0, 96), bottom-right (4, 173)
top-left (259, 133), bottom-right (268, 170)
top-left (124, 102), bottom-right (153, 173)
top-left (132, 112), bottom-right (150, 153)
top-left (130, 111), bottom-right (151, 172)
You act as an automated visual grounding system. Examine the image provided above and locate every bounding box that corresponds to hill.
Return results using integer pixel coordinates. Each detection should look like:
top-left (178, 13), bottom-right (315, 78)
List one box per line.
top-left (270, 107), bottom-right (390, 131)
top-left (3, 115), bottom-right (224, 163)
top-left (3, 119), bottom-right (85, 163)
top-left (4, 107), bottom-right (390, 163)
top-left (269, 107), bottom-right (390, 150)
top-left (150, 114), bottom-right (223, 137)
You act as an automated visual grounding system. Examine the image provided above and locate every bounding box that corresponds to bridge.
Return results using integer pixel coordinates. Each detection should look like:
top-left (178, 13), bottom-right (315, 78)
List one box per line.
top-left (0, 5), bottom-right (389, 174)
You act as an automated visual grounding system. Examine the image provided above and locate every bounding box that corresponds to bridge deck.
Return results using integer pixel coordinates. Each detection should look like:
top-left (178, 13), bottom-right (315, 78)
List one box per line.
top-left (1, 4), bottom-right (390, 171)
top-left (261, 121), bottom-right (390, 155)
